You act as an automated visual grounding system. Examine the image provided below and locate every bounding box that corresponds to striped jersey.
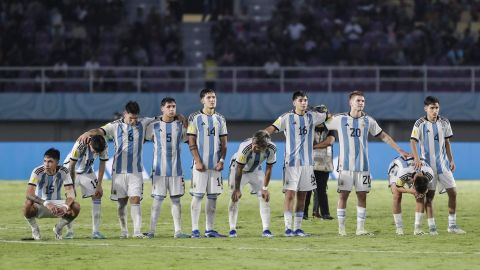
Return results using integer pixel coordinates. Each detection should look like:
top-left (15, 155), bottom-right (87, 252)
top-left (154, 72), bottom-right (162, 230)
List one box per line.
top-left (325, 113), bottom-right (382, 172)
top-left (387, 157), bottom-right (434, 188)
top-left (273, 110), bottom-right (327, 167)
top-left (145, 118), bottom-right (186, 177)
top-left (411, 116), bottom-right (453, 174)
top-left (101, 117), bottom-right (154, 174)
top-left (187, 110), bottom-right (228, 170)
top-left (28, 165), bottom-right (73, 200)
top-left (63, 141), bottom-right (109, 174)
top-left (231, 138), bottom-right (277, 173)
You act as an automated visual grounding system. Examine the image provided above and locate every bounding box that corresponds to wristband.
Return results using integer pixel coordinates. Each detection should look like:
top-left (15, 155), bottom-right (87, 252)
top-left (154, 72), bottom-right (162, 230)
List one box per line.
top-left (262, 186), bottom-right (268, 191)
top-left (43, 201), bottom-right (49, 207)
top-left (219, 158), bottom-right (225, 163)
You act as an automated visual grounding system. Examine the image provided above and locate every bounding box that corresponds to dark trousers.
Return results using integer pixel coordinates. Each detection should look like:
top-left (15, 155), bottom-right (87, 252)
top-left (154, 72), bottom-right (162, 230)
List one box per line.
top-left (304, 170), bottom-right (330, 216)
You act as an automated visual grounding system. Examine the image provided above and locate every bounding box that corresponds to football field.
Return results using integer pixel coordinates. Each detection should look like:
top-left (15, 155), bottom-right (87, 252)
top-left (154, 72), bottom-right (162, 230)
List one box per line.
top-left (1, 180), bottom-right (479, 269)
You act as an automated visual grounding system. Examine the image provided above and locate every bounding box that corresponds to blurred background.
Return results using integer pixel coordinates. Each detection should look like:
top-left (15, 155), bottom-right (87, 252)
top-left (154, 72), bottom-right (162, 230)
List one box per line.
top-left (1, 0), bottom-right (479, 179)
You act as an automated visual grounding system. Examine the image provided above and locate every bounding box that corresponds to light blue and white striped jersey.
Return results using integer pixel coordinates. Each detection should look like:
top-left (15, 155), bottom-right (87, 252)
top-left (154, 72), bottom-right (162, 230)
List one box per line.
top-left (325, 113), bottom-right (382, 172)
top-left (102, 117), bottom-right (154, 174)
top-left (231, 138), bottom-right (277, 173)
top-left (387, 157), bottom-right (434, 187)
top-left (273, 110), bottom-right (327, 167)
top-left (63, 141), bottom-right (109, 174)
top-left (28, 165), bottom-right (73, 200)
top-left (410, 116), bottom-right (453, 174)
top-left (145, 118), bottom-right (186, 177)
top-left (187, 110), bottom-right (228, 170)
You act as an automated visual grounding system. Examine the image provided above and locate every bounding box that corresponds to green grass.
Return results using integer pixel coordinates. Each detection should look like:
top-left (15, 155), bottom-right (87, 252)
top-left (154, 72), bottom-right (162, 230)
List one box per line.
top-left (1, 180), bottom-right (479, 270)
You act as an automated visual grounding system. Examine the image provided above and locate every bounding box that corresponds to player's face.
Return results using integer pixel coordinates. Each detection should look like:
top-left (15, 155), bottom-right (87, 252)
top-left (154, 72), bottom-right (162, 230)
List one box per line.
top-left (201, 92), bottom-right (216, 109)
top-left (424, 103), bottom-right (440, 120)
top-left (293, 96), bottom-right (308, 112)
top-left (252, 143), bottom-right (267, 153)
top-left (161, 102), bottom-right (177, 118)
top-left (350, 95), bottom-right (365, 111)
top-left (124, 112), bottom-right (139, 125)
top-left (43, 156), bottom-right (58, 174)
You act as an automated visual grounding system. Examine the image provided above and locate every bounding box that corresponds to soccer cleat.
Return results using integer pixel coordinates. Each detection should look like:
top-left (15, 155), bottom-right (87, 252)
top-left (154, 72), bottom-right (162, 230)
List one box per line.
top-left (119, 231), bottom-right (129, 239)
top-left (229, 229), bottom-right (237, 238)
top-left (284, 229), bottom-right (294, 237)
top-left (53, 226), bottom-right (62, 240)
top-left (322, 215), bottom-right (334, 220)
top-left (191, 229), bottom-right (201, 238)
top-left (262, 229), bottom-right (273, 238)
top-left (414, 229), bottom-right (426, 236)
top-left (429, 225), bottom-right (438, 236)
top-left (447, 225), bottom-right (466, 234)
top-left (174, 232), bottom-right (190, 239)
top-left (31, 226), bottom-right (41, 240)
top-left (132, 233), bottom-right (147, 239)
top-left (338, 227), bottom-right (347, 236)
top-left (293, 229), bottom-right (309, 237)
top-left (92, 231), bottom-right (107, 239)
top-left (356, 230), bottom-right (374, 236)
top-left (204, 230), bottom-right (226, 238)
top-left (64, 231), bottom-right (74, 240)
top-left (395, 228), bottom-right (404, 236)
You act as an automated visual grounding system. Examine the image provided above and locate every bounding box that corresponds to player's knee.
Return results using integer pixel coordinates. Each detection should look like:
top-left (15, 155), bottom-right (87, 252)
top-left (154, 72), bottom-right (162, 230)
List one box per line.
top-left (23, 201), bottom-right (36, 218)
top-left (207, 194), bottom-right (218, 200)
top-left (170, 196), bottom-right (181, 204)
top-left (153, 195), bottom-right (165, 201)
top-left (447, 188), bottom-right (457, 199)
top-left (71, 202), bottom-right (81, 217)
top-left (392, 191), bottom-right (402, 202)
top-left (129, 196), bottom-right (141, 204)
top-left (191, 193), bottom-right (204, 199)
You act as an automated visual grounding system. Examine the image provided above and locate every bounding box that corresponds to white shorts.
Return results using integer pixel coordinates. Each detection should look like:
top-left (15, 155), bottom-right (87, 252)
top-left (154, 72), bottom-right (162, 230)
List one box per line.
top-left (35, 200), bottom-right (67, 218)
top-left (152, 175), bottom-right (185, 198)
top-left (283, 166), bottom-right (316, 192)
top-left (76, 173), bottom-right (99, 198)
top-left (111, 173), bottom-right (143, 200)
top-left (432, 170), bottom-right (456, 193)
top-left (190, 169), bottom-right (223, 196)
top-left (338, 171), bottom-right (372, 192)
top-left (228, 163), bottom-right (263, 195)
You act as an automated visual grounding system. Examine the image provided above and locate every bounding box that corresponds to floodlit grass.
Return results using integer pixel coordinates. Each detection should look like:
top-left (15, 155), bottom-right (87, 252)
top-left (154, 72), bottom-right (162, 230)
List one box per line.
top-left (0, 180), bottom-right (479, 269)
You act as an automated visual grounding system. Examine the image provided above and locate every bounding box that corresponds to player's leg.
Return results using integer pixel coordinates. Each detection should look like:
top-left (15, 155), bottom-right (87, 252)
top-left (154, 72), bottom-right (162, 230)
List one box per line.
top-left (283, 166), bottom-right (300, 236)
top-left (205, 170), bottom-right (225, 237)
top-left (147, 176), bottom-right (167, 238)
top-left (169, 176), bottom-right (188, 238)
top-left (354, 172), bottom-right (372, 236)
top-left (337, 170), bottom-right (353, 236)
top-left (127, 173), bottom-right (144, 238)
top-left (228, 165), bottom-right (241, 237)
top-left (293, 191), bottom-right (308, 236)
top-left (23, 200), bottom-right (41, 240)
top-left (292, 166), bottom-right (316, 236)
top-left (190, 168), bottom-right (206, 238)
top-left (53, 201), bottom-right (81, 240)
top-left (112, 173), bottom-right (129, 238)
top-left (391, 186), bottom-right (404, 235)
top-left (250, 170), bottom-right (272, 237)
top-left (440, 172), bottom-right (465, 233)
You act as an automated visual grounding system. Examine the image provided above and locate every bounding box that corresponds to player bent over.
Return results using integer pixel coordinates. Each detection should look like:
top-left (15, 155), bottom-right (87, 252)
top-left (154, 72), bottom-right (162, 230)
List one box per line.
top-left (23, 148), bottom-right (80, 240)
top-left (229, 130), bottom-right (276, 238)
top-left (144, 97), bottom-right (190, 239)
top-left (387, 157), bottom-right (435, 235)
top-left (63, 135), bottom-right (108, 239)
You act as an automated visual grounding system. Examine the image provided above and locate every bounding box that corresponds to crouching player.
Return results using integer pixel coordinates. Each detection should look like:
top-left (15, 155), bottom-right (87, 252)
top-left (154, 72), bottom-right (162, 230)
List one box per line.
top-left (64, 135), bottom-right (109, 239)
top-left (388, 156), bottom-right (436, 236)
top-left (23, 148), bottom-right (80, 240)
top-left (229, 130), bottom-right (276, 238)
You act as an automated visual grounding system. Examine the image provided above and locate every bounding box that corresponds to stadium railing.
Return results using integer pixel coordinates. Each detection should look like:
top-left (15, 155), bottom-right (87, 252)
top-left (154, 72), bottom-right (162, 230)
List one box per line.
top-left (0, 66), bottom-right (478, 93)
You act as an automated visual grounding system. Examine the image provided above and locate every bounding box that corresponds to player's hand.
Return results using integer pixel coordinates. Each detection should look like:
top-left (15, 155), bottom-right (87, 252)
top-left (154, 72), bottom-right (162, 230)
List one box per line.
top-left (399, 149), bottom-right (411, 160)
top-left (450, 160), bottom-right (456, 172)
top-left (195, 162), bottom-right (206, 172)
top-left (231, 189), bottom-right (242, 202)
top-left (261, 189), bottom-right (270, 202)
top-left (413, 157), bottom-right (422, 170)
top-left (78, 132), bottom-right (91, 144)
top-left (94, 185), bottom-right (104, 197)
top-left (215, 161), bottom-right (224, 171)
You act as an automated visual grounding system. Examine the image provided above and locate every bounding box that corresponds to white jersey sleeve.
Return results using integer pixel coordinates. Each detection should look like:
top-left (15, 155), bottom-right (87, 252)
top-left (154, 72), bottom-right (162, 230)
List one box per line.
top-left (272, 114), bottom-right (287, 132)
top-left (266, 143), bottom-right (277, 165)
top-left (367, 116), bottom-right (382, 136)
top-left (145, 122), bottom-right (154, 141)
top-left (325, 114), bottom-right (341, 131)
top-left (219, 115), bottom-right (228, 136)
top-left (28, 166), bottom-right (42, 186)
top-left (443, 118), bottom-right (453, 138)
top-left (101, 121), bottom-right (116, 137)
top-left (99, 144), bottom-right (109, 161)
top-left (312, 111), bottom-right (327, 126)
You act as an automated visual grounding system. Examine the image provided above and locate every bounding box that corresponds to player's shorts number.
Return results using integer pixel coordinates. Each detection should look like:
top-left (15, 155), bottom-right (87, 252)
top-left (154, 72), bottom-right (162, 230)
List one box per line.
top-left (90, 178), bottom-right (99, 189)
top-left (362, 175), bottom-right (371, 185)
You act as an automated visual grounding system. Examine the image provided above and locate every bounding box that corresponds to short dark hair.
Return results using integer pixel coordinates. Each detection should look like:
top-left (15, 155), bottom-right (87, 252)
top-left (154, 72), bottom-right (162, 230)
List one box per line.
top-left (44, 148), bottom-right (60, 161)
top-left (349, 90), bottom-right (364, 100)
top-left (414, 175), bottom-right (429, 194)
top-left (90, 135), bottom-right (107, 153)
top-left (292, 91), bottom-right (307, 101)
top-left (161, 97), bottom-right (176, 107)
top-left (252, 130), bottom-right (271, 148)
top-left (424, 96), bottom-right (439, 106)
top-left (125, 101), bottom-right (140, 114)
top-left (200, 88), bottom-right (215, 99)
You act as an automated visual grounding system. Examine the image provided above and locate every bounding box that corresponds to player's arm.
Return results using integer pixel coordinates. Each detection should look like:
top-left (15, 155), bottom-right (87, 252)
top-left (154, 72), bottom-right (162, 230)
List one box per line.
top-left (231, 162), bottom-right (245, 202)
top-left (64, 184), bottom-right (76, 210)
top-left (264, 125), bottom-right (277, 135)
top-left (445, 138), bottom-right (455, 172)
top-left (215, 135), bottom-right (227, 171)
top-left (25, 185), bottom-right (62, 216)
top-left (188, 135), bottom-right (205, 172)
top-left (313, 134), bottom-right (335, 149)
top-left (95, 160), bottom-right (106, 197)
top-left (410, 139), bottom-right (422, 169)
top-left (78, 128), bottom-right (105, 144)
top-left (261, 163), bottom-right (273, 202)
top-left (68, 159), bottom-right (77, 184)
top-left (378, 131), bottom-right (409, 159)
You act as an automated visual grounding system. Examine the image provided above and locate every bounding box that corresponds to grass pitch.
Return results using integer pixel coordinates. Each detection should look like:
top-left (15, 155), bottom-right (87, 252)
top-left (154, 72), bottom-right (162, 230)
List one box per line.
top-left (0, 180), bottom-right (479, 270)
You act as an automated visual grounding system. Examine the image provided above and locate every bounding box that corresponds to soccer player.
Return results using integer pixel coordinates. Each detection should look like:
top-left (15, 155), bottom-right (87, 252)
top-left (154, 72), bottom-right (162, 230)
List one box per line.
top-left (265, 91), bottom-right (328, 237)
top-left (23, 148), bottom-right (80, 240)
top-left (63, 135), bottom-right (108, 239)
top-left (144, 97), bottom-right (190, 239)
top-left (187, 88), bottom-right (228, 238)
top-left (325, 90), bottom-right (409, 236)
top-left (78, 101), bottom-right (153, 238)
top-left (229, 130), bottom-right (276, 238)
top-left (410, 96), bottom-right (466, 234)
top-left (387, 156), bottom-right (434, 235)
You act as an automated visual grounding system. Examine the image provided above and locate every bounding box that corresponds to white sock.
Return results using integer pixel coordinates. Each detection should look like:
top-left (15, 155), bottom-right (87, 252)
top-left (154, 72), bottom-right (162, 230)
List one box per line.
top-left (356, 207), bottom-right (366, 232)
top-left (130, 203), bottom-right (142, 235)
top-left (117, 200), bottom-right (128, 234)
top-left (428, 218), bottom-right (436, 228)
top-left (66, 221), bottom-right (74, 233)
top-left (25, 217), bottom-right (38, 230)
top-left (393, 213), bottom-right (403, 229)
top-left (171, 197), bottom-right (182, 233)
top-left (414, 212), bottom-right (423, 229)
top-left (190, 196), bottom-right (202, 231)
top-left (228, 200), bottom-right (239, 230)
top-left (337, 208), bottom-right (346, 228)
top-left (283, 211), bottom-right (292, 230)
top-left (205, 198), bottom-right (217, 231)
top-left (149, 196), bottom-right (164, 234)
top-left (258, 196), bottom-right (270, 231)
top-left (293, 212), bottom-right (304, 231)
top-left (55, 217), bottom-right (71, 231)
top-left (448, 213), bottom-right (456, 227)
top-left (92, 199), bottom-right (101, 233)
